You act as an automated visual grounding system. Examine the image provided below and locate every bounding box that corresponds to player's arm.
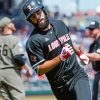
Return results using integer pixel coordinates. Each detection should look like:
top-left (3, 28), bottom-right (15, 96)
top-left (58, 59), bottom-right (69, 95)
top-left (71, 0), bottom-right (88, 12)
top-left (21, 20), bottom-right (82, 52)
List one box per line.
top-left (14, 55), bottom-right (32, 77)
top-left (37, 56), bottom-right (61, 76)
top-left (36, 44), bottom-right (74, 76)
top-left (74, 45), bottom-right (90, 65)
top-left (11, 39), bottom-right (32, 77)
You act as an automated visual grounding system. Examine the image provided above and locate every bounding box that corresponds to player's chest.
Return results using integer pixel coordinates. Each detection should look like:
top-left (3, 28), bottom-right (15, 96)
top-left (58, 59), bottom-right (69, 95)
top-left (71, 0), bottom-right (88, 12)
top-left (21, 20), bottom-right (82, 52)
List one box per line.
top-left (43, 29), bottom-right (71, 52)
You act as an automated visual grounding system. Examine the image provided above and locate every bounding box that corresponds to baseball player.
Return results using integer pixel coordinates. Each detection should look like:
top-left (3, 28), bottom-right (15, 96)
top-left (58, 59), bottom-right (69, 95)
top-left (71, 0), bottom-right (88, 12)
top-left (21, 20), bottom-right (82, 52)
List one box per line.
top-left (0, 17), bottom-right (32, 100)
top-left (22, 0), bottom-right (92, 100)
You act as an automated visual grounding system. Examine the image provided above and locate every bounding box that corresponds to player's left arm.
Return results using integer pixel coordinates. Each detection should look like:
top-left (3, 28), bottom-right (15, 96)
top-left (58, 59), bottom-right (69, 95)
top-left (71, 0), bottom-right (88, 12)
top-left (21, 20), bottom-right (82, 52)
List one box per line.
top-left (74, 45), bottom-right (100, 61)
top-left (74, 45), bottom-right (90, 65)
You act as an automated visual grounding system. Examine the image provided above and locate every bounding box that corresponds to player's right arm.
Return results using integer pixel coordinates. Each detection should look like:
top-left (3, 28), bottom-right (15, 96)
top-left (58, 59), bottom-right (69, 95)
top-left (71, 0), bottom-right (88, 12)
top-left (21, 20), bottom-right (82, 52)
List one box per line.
top-left (37, 44), bottom-right (74, 75)
top-left (11, 37), bottom-right (32, 77)
top-left (36, 56), bottom-right (61, 75)
top-left (26, 40), bottom-right (74, 76)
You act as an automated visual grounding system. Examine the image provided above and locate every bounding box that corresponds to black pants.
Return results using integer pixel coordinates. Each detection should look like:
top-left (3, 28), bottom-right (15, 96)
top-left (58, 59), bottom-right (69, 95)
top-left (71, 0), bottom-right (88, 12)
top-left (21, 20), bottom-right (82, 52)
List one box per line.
top-left (92, 72), bottom-right (100, 100)
top-left (51, 77), bottom-right (92, 100)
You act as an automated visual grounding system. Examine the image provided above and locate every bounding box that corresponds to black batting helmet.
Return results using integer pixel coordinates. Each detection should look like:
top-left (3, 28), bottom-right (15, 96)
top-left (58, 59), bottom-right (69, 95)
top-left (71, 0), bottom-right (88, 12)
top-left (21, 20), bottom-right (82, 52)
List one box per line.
top-left (22, 0), bottom-right (44, 20)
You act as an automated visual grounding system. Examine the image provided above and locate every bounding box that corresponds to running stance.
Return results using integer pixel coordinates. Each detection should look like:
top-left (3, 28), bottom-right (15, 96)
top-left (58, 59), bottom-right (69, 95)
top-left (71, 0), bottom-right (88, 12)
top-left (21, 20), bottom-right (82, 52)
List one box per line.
top-left (22, 0), bottom-right (92, 100)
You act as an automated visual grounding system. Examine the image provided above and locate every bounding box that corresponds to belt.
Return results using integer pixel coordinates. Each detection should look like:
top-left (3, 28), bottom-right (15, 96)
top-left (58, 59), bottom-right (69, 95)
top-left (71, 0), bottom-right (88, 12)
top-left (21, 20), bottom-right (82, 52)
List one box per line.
top-left (53, 72), bottom-right (73, 87)
top-left (53, 67), bottom-right (78, 87)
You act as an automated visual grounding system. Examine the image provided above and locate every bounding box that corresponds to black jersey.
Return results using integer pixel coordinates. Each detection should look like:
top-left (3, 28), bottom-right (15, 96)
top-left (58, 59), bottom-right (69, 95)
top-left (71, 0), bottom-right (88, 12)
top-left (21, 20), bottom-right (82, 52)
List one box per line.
top-left (26, 19), bottom-right (87, 86)
top-left (89, 37), bottom-right (100, 71)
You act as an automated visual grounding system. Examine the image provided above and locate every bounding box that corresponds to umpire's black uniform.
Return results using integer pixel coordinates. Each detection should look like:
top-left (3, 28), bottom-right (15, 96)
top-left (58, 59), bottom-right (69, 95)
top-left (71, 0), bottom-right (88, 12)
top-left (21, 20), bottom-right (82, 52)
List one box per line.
top-left (89, 37), bottom-right (100, 100)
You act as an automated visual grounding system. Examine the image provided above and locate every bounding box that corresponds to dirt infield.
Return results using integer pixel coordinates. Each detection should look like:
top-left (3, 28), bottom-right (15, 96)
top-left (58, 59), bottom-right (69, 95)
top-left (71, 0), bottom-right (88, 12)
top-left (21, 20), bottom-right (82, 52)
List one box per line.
top-left (26, 95), bottom-right (56, 100)
top-left (0, 95), bottom-right (56, 100)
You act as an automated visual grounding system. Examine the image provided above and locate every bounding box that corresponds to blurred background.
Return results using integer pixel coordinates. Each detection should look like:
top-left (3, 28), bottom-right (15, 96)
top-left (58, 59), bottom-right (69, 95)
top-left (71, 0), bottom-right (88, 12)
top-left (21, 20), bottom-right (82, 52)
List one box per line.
top-left (0, 0), bottom-right (100, 100)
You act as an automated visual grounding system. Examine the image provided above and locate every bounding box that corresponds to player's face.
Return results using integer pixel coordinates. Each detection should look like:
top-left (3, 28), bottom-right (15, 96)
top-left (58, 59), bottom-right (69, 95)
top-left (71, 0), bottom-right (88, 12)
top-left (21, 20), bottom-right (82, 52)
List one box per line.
top-left (30, 9), bottom-right (49, 30)
top-left (89, 28), bottom-right (100, 39)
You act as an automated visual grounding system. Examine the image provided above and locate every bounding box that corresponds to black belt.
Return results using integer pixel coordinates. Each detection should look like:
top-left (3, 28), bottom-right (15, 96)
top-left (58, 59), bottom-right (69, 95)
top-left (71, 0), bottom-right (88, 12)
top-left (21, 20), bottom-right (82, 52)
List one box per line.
top-left (52, 67), bottom-right (78, 87)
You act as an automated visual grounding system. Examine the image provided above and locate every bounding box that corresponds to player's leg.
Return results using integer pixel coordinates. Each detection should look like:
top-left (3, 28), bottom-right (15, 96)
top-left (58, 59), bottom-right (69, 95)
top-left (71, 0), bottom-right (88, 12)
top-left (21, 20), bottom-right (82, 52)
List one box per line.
top-left (0, 82), bottom-right (12, 100)
top-left (97, 80), bottom-right (100, 100)
top-left (0, 70), bottom-right (12, 100)
top-left (92, 72), bottom-right (100, 100)
top-left (74, 77), bottom-right (92, 100)
top-left (2, 68), bottom-right (25, 100)
top-left (51, 83), bottom-right (75, 100)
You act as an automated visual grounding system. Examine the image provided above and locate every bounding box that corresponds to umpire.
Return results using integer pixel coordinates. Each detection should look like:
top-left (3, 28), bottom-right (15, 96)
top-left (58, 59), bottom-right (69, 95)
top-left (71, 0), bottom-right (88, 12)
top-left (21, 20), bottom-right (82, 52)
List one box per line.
top-left (85, 21), bottom-right (100, 100)
top-left (0, 17), bottom-right (32, 100)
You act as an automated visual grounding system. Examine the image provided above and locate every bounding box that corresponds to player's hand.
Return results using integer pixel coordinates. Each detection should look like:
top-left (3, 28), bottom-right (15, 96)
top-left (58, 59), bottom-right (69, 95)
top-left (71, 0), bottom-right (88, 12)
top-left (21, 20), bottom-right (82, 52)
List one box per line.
top-left (25, 69), bottom-right (33, 77)
top-left (21, 65), bottom-right (33, 77)
top-left (74, 44), bottom-right (82, 54)
top-left (59, 43), bottom-right (74, 60)
top-left (21, 68), bottom-right (33, 77)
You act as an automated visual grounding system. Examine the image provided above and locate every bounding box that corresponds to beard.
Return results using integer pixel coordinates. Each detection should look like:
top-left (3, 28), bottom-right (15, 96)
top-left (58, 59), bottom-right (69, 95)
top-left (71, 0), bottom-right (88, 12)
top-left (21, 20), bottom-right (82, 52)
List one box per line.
top-left (33, 15), bottom-right (49, 31)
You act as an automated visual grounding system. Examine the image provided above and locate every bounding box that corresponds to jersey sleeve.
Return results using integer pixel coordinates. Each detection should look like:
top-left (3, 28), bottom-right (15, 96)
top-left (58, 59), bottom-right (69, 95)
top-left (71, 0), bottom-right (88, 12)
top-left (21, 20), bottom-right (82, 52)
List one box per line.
top-left (11, 37), bottom-right (25, 56)
top-left (89, 38), bottom-right (100, 54)
top-left (96, 38), bottom-right (100, 54)
top-left (26, 37), bottom-right (45, 71)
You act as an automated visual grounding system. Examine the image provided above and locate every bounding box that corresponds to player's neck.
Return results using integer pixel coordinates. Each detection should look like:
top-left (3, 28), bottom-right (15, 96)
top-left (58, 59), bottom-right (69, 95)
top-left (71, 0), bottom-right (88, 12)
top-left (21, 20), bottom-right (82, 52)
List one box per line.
top-left (3, 31), bottom-right (12, 35)
top-left (3, 28), bottom-right (13, 35)
top-left (41, 24), bottom-right (52, 32)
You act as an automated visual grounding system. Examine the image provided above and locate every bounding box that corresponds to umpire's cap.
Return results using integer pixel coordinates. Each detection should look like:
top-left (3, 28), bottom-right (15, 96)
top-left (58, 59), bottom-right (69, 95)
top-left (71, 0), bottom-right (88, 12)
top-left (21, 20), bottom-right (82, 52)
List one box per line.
top-left (0, 17), bottom-right (12, 28)
top-left (22, 0), bottom-right (44, 20)
top-left (86, 21), bottom-right (99, 30)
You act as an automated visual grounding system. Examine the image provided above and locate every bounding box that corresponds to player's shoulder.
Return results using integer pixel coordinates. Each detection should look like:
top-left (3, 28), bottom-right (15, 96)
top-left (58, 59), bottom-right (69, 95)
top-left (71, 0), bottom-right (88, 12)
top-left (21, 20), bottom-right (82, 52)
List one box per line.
top-left (9, 35), bottom-right (19, 41)
top-left (49, 18), bottom-right (69, 32)
top-left (26, 31), bottom-right (40, 44)
top-left (6, 35), bottom-right (20, 45)
top-left (49, 18), bottom-right (66, 26)
top-left (96, 37), bottom-right (100, 53)
top-left (7, 34), bottom-right (18, 38)
top-left (98, 37), bottom-right (100, 41)
top-left (96, 37), bottom-right (100, 45)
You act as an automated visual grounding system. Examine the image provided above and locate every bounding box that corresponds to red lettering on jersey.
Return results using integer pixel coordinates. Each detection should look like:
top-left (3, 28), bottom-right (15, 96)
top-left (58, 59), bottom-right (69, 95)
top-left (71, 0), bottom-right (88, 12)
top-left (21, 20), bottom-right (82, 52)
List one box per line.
top-left (51, 40), bottom-right (59, 50)
top-left (65, 34), bottom-right (70, 41)
top-left (48, 34), bottom-right (71, 52)
top-left (48, 45), bottom-right (52, 52)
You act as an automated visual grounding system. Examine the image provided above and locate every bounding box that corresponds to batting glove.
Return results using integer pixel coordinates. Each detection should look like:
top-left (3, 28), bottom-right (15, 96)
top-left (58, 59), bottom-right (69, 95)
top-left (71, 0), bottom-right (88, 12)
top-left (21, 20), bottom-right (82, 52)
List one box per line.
top-left (59, 44), bottom-right (74, 61)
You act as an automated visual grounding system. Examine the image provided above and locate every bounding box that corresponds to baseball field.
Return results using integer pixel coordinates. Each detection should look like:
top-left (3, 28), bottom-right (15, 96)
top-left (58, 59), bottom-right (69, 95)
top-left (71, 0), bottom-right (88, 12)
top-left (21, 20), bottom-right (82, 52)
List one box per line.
top-left (0, 95), bottom-right (56, 100)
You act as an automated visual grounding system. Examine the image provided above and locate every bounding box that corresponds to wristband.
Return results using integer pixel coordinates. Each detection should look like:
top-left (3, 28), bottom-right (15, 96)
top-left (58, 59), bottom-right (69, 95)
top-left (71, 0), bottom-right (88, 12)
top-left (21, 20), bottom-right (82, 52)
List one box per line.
top-left (77, 51), bottom-right (84, 56)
